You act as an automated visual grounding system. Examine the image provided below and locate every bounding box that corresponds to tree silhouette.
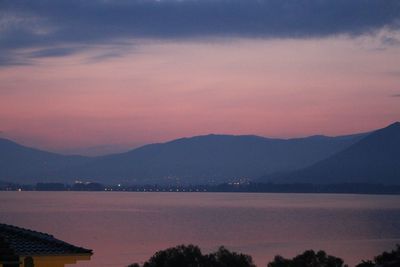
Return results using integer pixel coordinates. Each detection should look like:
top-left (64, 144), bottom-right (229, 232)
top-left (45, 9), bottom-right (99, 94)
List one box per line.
top-left (129, 244), bottom-right (255, 267)
top-left (355, 261), bottom-right (375, 267)
top-left (356, 244), bottom-right (400, 267)
top-left (267, 250), bottom-right (347, 267)
top-left (128, 244), bottom-right (400, 267)
top-left (208, 246), bottom-right (256, 267)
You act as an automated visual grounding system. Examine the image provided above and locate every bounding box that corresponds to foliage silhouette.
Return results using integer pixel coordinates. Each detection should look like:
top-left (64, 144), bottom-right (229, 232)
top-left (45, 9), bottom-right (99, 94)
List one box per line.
top-left (267, 250), bottom-right (347, 267)
top-left (355, 261), bottom-right (375, 267)
top-left (356, 244), bottom-right (400, 267)
top-left (208, 246), bottom-right (256, 267)
top-left (129, 244), bottom-right (400, 267)
top-left (128, 244), bottom-right (255, 267)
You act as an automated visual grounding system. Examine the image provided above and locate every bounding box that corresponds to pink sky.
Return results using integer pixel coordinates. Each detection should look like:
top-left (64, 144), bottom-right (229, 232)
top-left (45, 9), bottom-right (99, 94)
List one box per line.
top-left (0, 37), bottom-right (399, 155)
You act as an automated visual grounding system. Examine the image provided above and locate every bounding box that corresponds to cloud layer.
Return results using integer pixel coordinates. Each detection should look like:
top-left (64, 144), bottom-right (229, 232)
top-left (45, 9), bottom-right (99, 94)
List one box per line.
top-left (1, 0), bottom-right (399, 65)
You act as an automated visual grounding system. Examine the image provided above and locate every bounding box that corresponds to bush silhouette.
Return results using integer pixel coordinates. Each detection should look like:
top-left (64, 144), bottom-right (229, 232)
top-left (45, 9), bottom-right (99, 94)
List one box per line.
top-left (356, 244), bottom-right (400, 267)
top-left (129, 244), bottom-right (255, 267)
top-left (267, 250), bottom-right (347, 267)
top-left (355, 261), bottom-right (375, 267)
top-left (208, 246), bottom-right (256, 267)
top-left (129, 244), bottom-right (400, 267)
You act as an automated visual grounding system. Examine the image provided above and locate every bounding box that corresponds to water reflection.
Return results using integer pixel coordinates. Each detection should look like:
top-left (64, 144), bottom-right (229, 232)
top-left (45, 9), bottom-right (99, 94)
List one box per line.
top-left (0, 192), bottom-right (399, 267)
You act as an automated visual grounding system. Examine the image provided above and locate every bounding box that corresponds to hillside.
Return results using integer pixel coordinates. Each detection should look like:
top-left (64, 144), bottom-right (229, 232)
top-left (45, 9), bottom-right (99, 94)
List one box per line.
top-left (61, 133), bottom-right (364, 184)
top-left (0, 138), bottom-right (90, 183)
top-left (0, 131), bottom-right (369, 185)
top-left (264, 122), bottom-right (400, 185)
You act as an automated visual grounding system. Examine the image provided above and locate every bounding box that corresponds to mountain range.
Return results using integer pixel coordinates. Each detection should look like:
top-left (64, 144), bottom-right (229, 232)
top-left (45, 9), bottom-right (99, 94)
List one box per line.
top-left (0, 138), bottom-right (90, 183)
top-left (261, 122), bottom-right (400, 185)
top-left (0, 122), bottom-right (399, 185)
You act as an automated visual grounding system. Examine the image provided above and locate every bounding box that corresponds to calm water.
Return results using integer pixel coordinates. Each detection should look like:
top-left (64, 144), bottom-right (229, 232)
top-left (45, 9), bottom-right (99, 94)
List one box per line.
top-left (0, 192), bottom-right (399, 267)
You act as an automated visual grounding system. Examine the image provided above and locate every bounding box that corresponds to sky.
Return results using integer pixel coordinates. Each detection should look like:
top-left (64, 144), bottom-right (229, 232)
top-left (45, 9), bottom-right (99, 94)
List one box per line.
top-left (0, 0), bottom-right (400, 155)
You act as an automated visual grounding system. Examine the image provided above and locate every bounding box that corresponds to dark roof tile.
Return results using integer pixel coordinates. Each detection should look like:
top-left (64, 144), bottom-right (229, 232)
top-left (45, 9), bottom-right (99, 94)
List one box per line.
top-left (0, 223), bottom-right (92, 256)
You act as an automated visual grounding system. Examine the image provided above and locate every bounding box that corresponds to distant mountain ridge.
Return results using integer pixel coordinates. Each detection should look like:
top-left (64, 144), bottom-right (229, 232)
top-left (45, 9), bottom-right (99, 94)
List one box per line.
top-left (262, 122), bottom-right (400, 185)
top-left (0, 131), bottom-right (366, 184)
top-left (0, 138), bottom-right (91, 183)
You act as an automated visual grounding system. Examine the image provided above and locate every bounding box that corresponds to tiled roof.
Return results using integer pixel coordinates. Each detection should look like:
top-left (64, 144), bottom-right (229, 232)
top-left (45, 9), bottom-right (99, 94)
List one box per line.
top-left (0, 223), bottom-right (92, 256)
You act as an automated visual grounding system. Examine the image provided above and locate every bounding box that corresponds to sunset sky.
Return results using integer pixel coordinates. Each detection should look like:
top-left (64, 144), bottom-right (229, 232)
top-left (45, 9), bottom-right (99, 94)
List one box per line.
top-left (1, 0), bottom-right (400, 155)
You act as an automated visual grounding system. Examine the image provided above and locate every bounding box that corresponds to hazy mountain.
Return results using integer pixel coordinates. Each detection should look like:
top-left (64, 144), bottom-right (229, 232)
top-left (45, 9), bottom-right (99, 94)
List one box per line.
top-left (0, 138), bottom-right (90, 183)
top-left (60, 133), bottom-right (365, 185)
top-left (0, 131), bottom-right (371, 185)
top-left (263, 122), bottom-right (400, 185)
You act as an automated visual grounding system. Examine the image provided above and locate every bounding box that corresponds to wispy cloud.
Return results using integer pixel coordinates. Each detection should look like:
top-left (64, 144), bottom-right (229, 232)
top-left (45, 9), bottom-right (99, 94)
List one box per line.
top-left (1, 0), bottom-right (399, 66)
top-left (391, 94), bottom-right (400, 97)
top-left (0, 54), bottom-right (31, 67)
top-left (28, 47), bottom-right (81, 58)
top-left (85, 52), bottom-right (123, 64)
top-left (382, 36), bottom-right (400, 46)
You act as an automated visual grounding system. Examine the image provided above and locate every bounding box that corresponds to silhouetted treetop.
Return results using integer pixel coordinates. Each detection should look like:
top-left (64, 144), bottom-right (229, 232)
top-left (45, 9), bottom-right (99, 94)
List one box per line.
top-left (356, 244), bottom-right (400, 267)
top-left (208, 246), bottom-right (256, 267)
top-left (129, 244), bottom-right (400, 267)
top-left (267, 249), bottom-right (347, 267)
top-left (129, 244), bottom-right (255, 267)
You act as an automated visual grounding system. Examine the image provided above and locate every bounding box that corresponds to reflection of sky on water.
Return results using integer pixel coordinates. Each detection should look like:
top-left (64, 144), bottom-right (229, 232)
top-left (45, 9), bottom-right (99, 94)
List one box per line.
top-left (1, 192), bottom-right (399, 266)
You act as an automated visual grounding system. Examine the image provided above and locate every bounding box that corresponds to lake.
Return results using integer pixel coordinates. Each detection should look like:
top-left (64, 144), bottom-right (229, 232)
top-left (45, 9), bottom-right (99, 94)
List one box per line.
top-left (0, 192), bottom-right (399, 267)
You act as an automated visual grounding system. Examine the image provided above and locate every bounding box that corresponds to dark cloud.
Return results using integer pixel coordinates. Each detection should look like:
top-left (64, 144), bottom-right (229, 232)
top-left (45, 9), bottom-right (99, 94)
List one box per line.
top-left (391, 94), bottom-right (400, 97)
top-left (28, 47), bottom-right (82, 58)
top-left (0, 54), bottom-right (31, 66)
top-left (1, 0), bottom-right (399, 65)
top-left (381, 36), bottom-right (400, 46)
top-left (0, 46), bottom-right (83, 66)
top-left (85, 52), bottom-right (124, 64)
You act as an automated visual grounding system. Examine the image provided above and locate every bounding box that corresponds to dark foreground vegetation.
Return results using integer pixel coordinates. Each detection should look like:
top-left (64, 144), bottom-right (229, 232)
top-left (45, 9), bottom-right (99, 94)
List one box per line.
top-left (129, 244), bottom-right (400, 267)
top-left (128, 245), bottom-right (256, 267)
top-left (355, 244), bottom-right (400, 267)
